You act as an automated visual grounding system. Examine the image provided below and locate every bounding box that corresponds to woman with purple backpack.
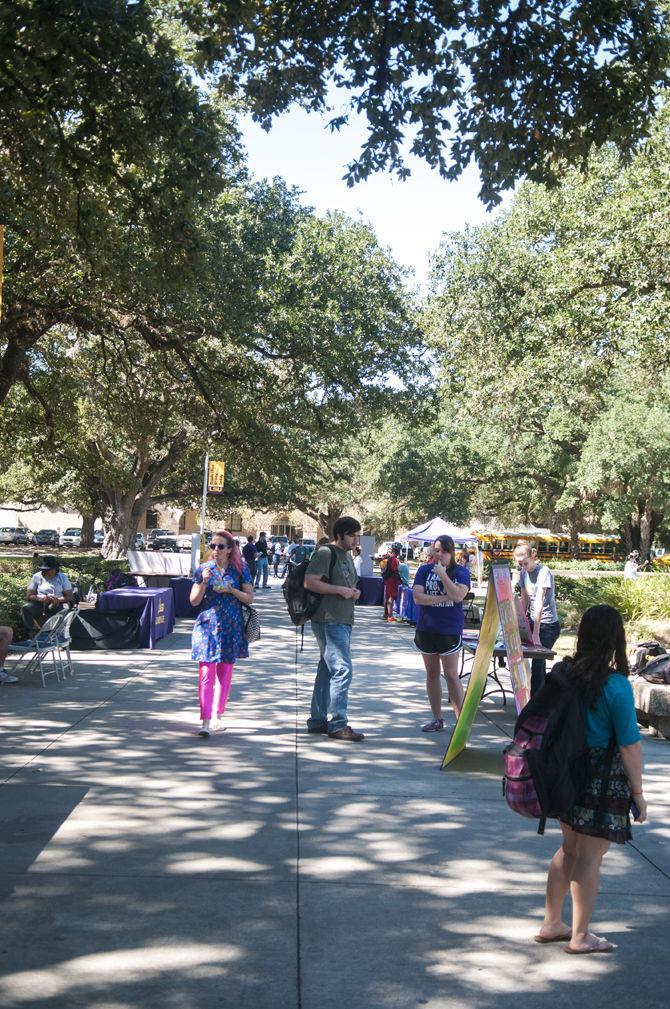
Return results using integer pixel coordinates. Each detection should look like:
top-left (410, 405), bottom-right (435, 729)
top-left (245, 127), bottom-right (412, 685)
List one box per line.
top-left (536, 604), bottom-right (647, 953)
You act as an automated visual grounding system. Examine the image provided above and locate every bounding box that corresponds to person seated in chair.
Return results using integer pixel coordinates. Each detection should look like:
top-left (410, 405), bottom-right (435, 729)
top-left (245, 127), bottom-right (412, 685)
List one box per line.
top-left (22, 556), bottom-right (73, 632)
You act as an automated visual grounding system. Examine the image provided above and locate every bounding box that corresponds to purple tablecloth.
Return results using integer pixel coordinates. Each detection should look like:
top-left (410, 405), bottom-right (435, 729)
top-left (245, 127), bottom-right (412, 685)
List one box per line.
top-left (97, 587), bottom-right (175, 649)
top-left (356, 575), bottom-right (384, 606)
top-left (170, 577), bottom-right (202, 618)
top-left (394, 584), bottom-right (417, 623)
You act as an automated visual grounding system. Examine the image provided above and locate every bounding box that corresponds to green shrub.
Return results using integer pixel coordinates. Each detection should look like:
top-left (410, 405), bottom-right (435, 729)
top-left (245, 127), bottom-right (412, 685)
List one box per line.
top-left (545, 558), bottom-right (625, 572)
top-left (555, 574), bottom-right (670, 629)
top-left (0, 574), bottom-right (28, 642)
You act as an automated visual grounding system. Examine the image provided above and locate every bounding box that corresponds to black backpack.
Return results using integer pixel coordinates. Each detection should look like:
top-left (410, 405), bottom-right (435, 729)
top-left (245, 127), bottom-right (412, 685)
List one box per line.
top-left (283, 545), bottom-right (337, 626)
top-left (503, 661), bottom-right (589, 834)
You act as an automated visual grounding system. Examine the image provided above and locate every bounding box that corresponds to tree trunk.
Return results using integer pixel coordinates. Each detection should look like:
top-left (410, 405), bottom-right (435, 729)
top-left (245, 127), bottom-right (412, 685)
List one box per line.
top-left (80, 512), bottom-right (96, 548)
top-left (317, 503), bottom-right (344, 540)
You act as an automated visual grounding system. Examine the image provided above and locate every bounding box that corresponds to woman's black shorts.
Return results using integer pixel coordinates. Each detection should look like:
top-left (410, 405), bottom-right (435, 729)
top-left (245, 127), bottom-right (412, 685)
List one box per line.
top-left (414, 630), bottom-right (462, 656)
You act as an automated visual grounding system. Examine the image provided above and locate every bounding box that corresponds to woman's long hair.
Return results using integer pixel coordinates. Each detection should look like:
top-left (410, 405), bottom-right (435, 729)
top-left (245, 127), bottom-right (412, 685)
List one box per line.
top-left (210, 529), bottom-right (244, 575)
top-left (571, 604), bottom-right (629, 706)
top-left (434, 535), bottom-right (457, 578)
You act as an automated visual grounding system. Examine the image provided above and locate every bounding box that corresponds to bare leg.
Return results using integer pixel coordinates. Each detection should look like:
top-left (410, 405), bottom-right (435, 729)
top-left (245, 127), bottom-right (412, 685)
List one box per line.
top-left (0, 625), bottom-right (13, 666)
top-left (440, 651), bottom-right (464, 719)
top-left (422, 653), bottom-right (442, 719)
top-left (567, 833), bottom-right (612, 951)
top-left (538, 821), bottom-right (576, 940)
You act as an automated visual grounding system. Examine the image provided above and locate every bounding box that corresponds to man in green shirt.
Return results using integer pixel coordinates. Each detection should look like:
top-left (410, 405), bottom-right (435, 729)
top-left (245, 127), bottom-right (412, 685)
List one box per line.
top-left (304, 516), bottom-right (364, 741)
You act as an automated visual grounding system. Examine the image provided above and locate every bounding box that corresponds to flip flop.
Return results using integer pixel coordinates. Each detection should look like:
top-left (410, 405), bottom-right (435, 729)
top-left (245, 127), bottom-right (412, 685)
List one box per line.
top-left (534, 932), bottom-right (572, 944)
top-left (564, 938), bottom-right (615, 954)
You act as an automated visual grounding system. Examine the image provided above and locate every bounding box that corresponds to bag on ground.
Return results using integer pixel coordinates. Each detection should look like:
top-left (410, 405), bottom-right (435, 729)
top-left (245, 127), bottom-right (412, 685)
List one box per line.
top-left (283, 545), bottom-right (337, 626)
top-left (502, 660), bottom-right (588, 834)
top-left (637, 652), bottom-right (670, 684)
top-left (630, 640), bottom-right (667, 674)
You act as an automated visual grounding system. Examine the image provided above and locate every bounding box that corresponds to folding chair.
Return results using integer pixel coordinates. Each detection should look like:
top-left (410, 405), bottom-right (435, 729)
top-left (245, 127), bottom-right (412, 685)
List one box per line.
top-left (462, 592), bottom-right (481, 628)
top-left (7, 611), bottom-right (68, 687)
top-left (54, 607), bottom-right (79, 678)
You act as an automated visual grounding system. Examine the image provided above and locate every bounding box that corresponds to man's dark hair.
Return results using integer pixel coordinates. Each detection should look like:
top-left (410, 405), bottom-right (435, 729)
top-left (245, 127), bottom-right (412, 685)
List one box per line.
top-left (259, 531), bottom-right (266, 537)
top-left (333, 516), bottom-right (362, 539)
top-left (246, 535), bottom-right (254, 542)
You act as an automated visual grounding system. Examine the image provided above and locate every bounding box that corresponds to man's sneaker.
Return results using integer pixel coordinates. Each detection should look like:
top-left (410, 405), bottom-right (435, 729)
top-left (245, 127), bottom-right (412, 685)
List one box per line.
top-left (307, 723), bottom-right (328, 734)
top-left (328, 725), bottom-right (364, 742)
top-left (421, 717), bottom-right (444, 732)
top-left (0, 668), bottom-right (18, 685)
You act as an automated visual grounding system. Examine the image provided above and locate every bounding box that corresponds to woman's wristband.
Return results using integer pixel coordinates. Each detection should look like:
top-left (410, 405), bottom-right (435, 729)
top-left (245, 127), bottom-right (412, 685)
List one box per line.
top-left (631, 789), bottom-right (644, 796)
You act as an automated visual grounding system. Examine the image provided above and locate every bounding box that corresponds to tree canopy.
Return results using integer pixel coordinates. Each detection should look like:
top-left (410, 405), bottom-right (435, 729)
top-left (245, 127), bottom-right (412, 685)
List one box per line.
top-left (185, 0), bottom-right (670, 204)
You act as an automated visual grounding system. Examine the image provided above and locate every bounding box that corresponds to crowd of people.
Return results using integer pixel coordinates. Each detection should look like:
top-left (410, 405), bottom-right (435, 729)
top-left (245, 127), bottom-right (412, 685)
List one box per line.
top-left (187, 520), bottom-right (647, 953)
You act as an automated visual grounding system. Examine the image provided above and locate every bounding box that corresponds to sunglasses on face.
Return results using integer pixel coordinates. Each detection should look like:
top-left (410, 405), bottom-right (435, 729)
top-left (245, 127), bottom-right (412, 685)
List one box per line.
top-left (211, 543), bottom-right (232, 550)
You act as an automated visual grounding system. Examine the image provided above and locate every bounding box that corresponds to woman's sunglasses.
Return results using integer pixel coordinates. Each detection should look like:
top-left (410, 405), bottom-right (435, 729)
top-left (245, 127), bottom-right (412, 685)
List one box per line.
top-left (211, 542), bottom-right (232, 550)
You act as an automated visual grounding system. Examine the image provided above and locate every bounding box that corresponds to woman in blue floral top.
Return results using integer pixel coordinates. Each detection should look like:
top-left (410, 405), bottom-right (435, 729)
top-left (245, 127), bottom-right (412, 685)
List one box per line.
top-left (190, 529), bottom-right (254, 738)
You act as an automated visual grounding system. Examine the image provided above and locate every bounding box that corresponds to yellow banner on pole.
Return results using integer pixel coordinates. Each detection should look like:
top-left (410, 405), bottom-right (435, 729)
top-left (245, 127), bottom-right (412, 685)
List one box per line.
top-left (207, 460), bottom-right (226, 495)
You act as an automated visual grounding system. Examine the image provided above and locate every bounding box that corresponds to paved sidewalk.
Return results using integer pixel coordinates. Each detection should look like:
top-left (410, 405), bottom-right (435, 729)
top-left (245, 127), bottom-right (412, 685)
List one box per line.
top-left (1, 585), bottom-right (669, 1009)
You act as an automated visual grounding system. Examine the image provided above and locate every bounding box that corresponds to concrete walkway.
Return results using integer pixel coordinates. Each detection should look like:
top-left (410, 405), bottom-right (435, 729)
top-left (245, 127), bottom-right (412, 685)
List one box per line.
top-left (1, 584), bottom-right (669, 1008)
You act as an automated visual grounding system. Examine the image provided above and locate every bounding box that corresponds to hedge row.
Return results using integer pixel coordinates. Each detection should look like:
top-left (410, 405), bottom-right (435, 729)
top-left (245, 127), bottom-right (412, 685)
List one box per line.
top-left (554, 574), bottom-right (670, 628)
top-left (0, 557), bottom-right (129, 641)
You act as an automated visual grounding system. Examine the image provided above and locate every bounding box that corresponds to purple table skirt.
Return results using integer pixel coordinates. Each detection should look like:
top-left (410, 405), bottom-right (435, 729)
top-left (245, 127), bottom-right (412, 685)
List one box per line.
top-left (356, 575), bottom-right (384, 606)
top-left (170, 577), bottom-right (202, 618)
top-left (97, 587), bottom-right (175, 649)
top-left (393, 584), bottom-right (417, 623)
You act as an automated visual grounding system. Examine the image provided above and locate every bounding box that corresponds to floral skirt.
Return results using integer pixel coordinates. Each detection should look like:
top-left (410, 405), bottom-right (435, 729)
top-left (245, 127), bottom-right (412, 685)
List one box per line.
top-left (561, 747), bottom-right (632, 844)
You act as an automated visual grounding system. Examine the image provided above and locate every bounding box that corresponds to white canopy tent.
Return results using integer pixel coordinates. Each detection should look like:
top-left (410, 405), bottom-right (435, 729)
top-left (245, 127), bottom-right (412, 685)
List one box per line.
top-left (399, 517), bottom-right (482, 586)
top-left (399, 517), bottom-right (477, 545)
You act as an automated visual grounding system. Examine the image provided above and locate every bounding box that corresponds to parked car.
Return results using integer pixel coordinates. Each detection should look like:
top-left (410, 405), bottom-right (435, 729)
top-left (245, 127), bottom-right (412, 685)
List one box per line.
top-left (0, 526), bottom-right (31, 545)
top-left (134, 532), bottom-right (145, 550)
top-left (302, 538), bottom-right (317, 557)
top-left (33, 528), bottom-right (59, 548)
top-left (176, 533), bottom-right (194, 552)
top-left (271, 534), bottom-right (289, 546)
top-left (145, 529), bottom-right (178, 551)
top-left (59, 527), bottom-right (82, 548)
top-left (93, 529), bottom-right (104, 546)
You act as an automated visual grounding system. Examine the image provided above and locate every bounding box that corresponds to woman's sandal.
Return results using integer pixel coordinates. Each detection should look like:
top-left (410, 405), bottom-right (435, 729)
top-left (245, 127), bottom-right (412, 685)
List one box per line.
top-left (534, 931), bottom-right (572, 944)
top-left (564, 937), bottom-right (615, 954)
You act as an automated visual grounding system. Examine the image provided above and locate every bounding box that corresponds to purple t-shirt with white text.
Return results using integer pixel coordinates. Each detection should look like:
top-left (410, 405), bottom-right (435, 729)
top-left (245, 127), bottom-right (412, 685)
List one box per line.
top-left (414, 562), bottom-right (470, 635)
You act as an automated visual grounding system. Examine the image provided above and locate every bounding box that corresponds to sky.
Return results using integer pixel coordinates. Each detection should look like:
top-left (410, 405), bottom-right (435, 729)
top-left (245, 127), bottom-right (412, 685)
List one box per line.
top-left (240, 106), bottom-right (506, 291)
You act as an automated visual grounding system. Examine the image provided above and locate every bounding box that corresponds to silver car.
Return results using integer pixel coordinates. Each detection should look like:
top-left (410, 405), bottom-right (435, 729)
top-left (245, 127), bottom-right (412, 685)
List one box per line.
top-left (0, 526), bottom-right (30, 545)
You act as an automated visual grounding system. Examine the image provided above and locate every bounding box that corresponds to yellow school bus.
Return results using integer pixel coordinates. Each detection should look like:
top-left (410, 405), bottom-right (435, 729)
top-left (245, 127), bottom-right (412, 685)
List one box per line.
top-left (474, 530), bottom-right (621, 563)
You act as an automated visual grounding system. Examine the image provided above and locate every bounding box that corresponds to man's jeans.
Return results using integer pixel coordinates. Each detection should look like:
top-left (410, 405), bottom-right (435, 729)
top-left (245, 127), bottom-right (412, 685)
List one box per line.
top-left (530, 619), bottom-right (561, 696)
top-left (255, 556), bottom-right (269, 588)
top-left (308, 622), bottom-right (353, 734)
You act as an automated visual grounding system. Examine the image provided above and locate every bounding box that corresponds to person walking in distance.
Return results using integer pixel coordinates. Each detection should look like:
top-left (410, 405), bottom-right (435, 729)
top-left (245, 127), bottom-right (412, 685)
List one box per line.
top-left (412, 535), bottom-right (470, 732)
top-left (304, 516), bottom-right (364, 741)
top-left (242, 535), bottom-right (257, 585)
top-left (189, 530), bottom-right (254, 738)
top-left (254, 531), bottom-right (270, 590)
top-left (383, 544), bottom-right (402, 621)
top-left (513, 540), bottom-right (561, 695)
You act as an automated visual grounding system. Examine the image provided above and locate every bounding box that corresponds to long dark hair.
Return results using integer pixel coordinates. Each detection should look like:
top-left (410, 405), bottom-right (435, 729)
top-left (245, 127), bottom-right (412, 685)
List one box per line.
top-left (210, 529), bottom-right (244, 575)
top-left (571, 604), bottom-right (629, 706)
top-left (434, 535), bottom-right (457, 578)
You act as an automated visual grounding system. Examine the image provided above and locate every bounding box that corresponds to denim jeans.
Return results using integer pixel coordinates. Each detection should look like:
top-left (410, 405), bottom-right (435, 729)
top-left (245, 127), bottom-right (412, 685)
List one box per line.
top-left (530, 619), bottom-right (561, 696)
top-left (308, 622), bottom-right (353, 734)
top-left (255, 556), bottom-right (269, 588)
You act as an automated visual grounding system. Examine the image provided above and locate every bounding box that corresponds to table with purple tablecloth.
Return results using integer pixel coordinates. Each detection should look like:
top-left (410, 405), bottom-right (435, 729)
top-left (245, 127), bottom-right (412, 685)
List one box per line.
top-left (355, 575), bottom-right (384, 606)
top-left (169, 577), bottom-right (203, 618)
top-left (97, 587), bottom-right (175, 649)
top-left (393, 584), bottom-right (417, 623)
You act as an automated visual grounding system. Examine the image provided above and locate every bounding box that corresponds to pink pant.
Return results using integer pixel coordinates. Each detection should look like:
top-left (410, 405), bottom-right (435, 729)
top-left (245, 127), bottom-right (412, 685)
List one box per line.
top-left (198, 661), bottom-right (234, 720)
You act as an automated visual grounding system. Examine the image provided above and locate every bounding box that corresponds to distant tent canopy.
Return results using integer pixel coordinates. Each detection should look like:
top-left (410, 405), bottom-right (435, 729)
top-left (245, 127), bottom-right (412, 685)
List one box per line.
top-left (399, 517), bottom-right (477, 545)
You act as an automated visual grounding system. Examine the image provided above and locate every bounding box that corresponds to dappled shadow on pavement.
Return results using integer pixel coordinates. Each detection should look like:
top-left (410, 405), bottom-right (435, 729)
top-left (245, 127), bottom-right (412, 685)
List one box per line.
top-left (0, 587), bottom-right (668, 1009)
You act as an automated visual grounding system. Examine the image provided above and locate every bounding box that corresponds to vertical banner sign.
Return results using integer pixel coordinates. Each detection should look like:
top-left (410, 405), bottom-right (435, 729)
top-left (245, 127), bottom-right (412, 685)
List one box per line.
top-left (490, 565), bottom-right (531, 713)
top-left (207, 460), bottom-right (226, 495)
top-left (442, 563), bottom-right (531, 768)
top-left (441, 576), bottom-right (499, 768)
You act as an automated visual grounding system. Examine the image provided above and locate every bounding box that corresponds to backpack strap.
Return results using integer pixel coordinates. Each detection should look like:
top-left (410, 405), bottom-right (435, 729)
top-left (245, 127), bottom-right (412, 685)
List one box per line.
top-left (322, 543), bottom-right (338, 582)
top-left (537, 816), bottom-right (547, 836)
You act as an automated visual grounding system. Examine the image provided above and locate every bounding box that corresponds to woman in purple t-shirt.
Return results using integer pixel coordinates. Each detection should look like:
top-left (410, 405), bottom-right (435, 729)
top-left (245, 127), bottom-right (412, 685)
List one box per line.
top-left (412, 534), bottom-right (470, 732)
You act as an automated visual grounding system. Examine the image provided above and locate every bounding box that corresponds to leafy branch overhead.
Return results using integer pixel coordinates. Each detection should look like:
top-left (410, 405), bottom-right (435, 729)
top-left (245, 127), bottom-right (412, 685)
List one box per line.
top-left (184, 0), bottom-right (670, 204)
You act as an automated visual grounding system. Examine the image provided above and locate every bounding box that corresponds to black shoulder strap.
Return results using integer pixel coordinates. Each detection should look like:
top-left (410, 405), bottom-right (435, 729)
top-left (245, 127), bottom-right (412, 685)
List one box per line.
top-left (324, 543), bottom-right (337, 582)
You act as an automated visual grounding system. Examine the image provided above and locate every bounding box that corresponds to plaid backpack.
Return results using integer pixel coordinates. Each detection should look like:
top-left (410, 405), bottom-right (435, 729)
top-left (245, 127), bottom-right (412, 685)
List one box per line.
top-left (503, 661), bottom-right (588, 834)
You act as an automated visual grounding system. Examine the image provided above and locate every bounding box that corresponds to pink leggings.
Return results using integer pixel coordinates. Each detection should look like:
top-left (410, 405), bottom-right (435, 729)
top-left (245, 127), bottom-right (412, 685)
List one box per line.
top-left (198, 661), bottom-right (234, 720)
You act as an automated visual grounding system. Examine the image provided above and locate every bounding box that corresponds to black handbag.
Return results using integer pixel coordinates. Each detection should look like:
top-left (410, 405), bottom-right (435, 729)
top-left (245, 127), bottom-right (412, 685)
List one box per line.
top-left (242, 604), bottom-right (261, 643)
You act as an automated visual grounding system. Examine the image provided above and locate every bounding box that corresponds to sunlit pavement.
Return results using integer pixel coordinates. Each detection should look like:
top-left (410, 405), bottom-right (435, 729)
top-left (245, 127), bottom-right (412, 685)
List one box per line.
top-left (1, 577), bottom-right (669, 1009)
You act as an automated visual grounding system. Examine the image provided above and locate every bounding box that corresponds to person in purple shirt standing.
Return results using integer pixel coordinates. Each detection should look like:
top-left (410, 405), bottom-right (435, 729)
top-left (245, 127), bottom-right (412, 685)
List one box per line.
top-left (412, 534), bottom-right (470, 732)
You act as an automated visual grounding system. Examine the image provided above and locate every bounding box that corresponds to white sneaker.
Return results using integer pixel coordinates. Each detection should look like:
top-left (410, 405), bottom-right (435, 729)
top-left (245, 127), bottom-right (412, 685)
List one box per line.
top-left (0, 668), bottom-right (18, 685)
